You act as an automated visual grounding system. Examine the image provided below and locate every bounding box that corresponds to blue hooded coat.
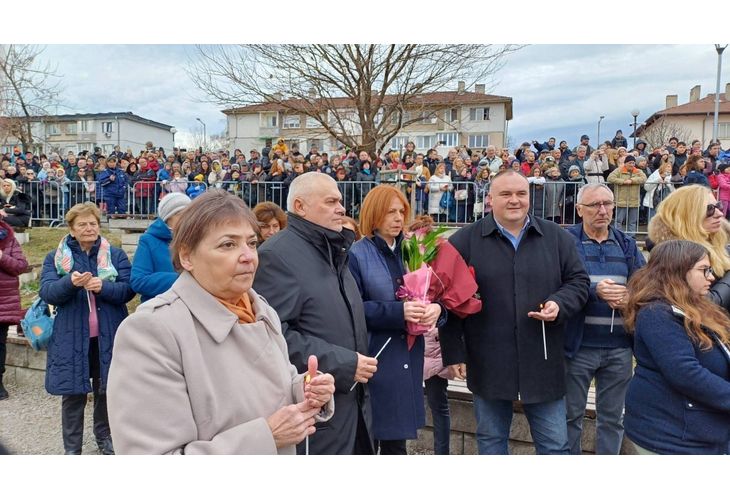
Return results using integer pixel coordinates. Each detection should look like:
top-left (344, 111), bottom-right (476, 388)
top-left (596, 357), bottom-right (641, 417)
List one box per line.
top-left (130, 218), bottom-right (179, 302)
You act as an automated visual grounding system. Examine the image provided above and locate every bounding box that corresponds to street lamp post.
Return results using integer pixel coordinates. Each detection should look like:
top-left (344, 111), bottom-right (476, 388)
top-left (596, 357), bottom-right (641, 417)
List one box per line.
top-left (631, 109), bottom-right (640, 149)
top-left (597, 115), bottom-right (605, 145)
top-left (713, 44), bottom-right (727, 144)
top-left (170, 127), bottom-right (177, 149)
top-left (196, 118), bottom-right (206, 151)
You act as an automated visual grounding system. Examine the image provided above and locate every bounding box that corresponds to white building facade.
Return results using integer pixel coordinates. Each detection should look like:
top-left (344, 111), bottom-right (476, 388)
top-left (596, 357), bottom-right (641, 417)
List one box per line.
top-left (1, 112), bottom-right (175, 155)
top-left (223, 88), bottom-right (513, 156)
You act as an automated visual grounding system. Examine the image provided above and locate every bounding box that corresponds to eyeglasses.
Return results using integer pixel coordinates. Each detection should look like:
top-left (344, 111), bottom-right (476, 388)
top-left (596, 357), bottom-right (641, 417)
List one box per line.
top-left (694, 266), bottom-right (714, 279)
top-left (706, 201), bottom-right (723, 218)
top-left (579, 201), bottom-right (615, 210)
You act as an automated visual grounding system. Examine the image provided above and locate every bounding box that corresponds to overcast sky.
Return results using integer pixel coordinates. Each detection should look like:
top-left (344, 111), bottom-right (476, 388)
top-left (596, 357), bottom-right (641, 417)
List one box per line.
top-left (34, 44), bottom-right (728, 150)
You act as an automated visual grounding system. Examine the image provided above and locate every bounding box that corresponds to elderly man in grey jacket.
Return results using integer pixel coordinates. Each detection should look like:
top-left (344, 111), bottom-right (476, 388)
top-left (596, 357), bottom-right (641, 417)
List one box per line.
top-left (254, 172), bottom-right (377, 455)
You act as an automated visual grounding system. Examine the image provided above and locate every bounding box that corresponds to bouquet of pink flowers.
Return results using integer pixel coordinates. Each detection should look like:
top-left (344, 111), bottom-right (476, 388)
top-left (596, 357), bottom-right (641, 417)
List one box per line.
top-left (398, 226), bottom-right (482, 349)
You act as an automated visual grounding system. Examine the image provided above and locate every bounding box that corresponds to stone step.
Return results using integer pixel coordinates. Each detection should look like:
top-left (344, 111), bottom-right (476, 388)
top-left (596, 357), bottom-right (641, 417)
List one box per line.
top-left (107, 218), bottom-right (153, 233)
top-left (15, 232), bottom-right (30, 245)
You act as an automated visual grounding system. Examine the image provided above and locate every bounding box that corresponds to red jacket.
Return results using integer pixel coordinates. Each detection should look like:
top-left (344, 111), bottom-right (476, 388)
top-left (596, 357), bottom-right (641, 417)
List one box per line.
top-left (0, 220), bottom-right (29, 323)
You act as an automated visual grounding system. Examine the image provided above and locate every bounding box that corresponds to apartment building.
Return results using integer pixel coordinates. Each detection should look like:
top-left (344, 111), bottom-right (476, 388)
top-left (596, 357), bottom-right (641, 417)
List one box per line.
top-left (223, 83), bottom-right (513, 156)
top-left (1, 112), bottom-right (175, 155)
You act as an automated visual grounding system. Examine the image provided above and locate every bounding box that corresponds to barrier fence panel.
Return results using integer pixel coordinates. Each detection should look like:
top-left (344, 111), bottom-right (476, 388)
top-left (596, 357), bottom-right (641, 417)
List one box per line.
top-left (19, 177), bottom-right (687, 233)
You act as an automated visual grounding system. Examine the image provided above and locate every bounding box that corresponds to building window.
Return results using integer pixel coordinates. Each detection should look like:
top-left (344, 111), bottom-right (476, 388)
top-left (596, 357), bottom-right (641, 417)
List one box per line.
top-left (282, 115), bottom-right (300, 129)
top-left (719, 122), bottom-right (730, 139)
top-left (420, 111), bottom-right (437, 124)
top-left (261, 113), bottom-right (277, 128)
top-left (80, 120), bottom-right (90, 132)
top-left (468, 107), bottom-right (490, 121)
top-left (306, 116), bottom-right (320, 129)
top-left (102, 121), bottom-right (114, 134)
top-left (416, 135), bottom-right (437, 149)
top-left (103, 144), bottom-right (115, 154)
top-left (468, 134), bottom-right (489, 148)
top-left (437, 132), bottom-right (458, 147)
top-left (78, 143), bottom-right (92, 153)
top-left (47, 123), bottom-right (60, 135)
top-left (390, 136), bottom-right (408, 150)
top-left (445, 108), bottom-right (458, 122)
top-left (66, 123), bottom-right (77, 135)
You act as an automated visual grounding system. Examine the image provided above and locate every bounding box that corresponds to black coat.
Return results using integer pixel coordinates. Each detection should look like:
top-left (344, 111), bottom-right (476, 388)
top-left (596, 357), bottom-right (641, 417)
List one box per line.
top-left (439, 214), bottom-right (590, 404)
top-left (253, 214), bottom-right (373, 454)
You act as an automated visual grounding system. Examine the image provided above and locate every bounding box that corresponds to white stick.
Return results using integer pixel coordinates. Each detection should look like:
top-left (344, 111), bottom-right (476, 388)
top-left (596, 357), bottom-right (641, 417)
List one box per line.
top-left (610, 309), bottom-right (615, 333)
top-left (542, 320), bottom-right (547, 360)
top-left (86, 290), bottom-right (93, 313)
top-left (350, 337), bottom-right (392, 392)
top-left (305, 435), bottom-right (309, 455)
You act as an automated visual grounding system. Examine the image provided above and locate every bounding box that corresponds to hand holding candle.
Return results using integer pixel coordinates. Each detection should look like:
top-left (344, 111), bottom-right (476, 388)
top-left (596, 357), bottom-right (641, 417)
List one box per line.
top-left (528, 301), bottom-right (560, 361)
top-left (303, 355), bottom-right (334, 410)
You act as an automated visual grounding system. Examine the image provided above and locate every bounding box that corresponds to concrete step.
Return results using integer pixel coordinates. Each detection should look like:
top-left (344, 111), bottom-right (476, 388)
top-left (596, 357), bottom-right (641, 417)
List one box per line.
top-left (15, 232), bottom-right (30, 245)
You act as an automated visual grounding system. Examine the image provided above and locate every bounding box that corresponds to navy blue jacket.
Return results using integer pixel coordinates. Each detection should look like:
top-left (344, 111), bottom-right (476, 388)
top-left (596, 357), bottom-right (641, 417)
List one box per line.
top-left (40, 237), bottom-right (134, 395)
top-left (564, 224), bottom-right (645, 358)
top-left (130, 218), bottom-right (179, 302)
top-left (97, 166), bottom-right (128, 199)
top-left (625, 302), bottom-right (730, 454)
top-left (348, 234), bottom-right (426, 441)
top-left (439, 214), bottom-right (590, 403)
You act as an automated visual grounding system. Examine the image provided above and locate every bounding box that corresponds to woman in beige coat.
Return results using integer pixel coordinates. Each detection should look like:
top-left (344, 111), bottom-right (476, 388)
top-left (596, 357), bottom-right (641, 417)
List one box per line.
top-left (107, 190), bottom-right (334, 454)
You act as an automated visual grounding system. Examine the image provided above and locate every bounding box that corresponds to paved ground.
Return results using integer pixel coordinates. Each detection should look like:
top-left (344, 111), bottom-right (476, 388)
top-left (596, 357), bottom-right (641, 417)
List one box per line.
top-left (0, 379), bottom-right (100, 455)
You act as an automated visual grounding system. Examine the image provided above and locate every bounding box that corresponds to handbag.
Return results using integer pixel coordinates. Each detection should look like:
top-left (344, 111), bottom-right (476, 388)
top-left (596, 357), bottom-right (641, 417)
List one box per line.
top-left (20, 297), bottom-right (56, 351)
top-left (652, 184), bottom-right (666, 208)
top-left (439, 191), bottom-right (454, 210)
top-left (454, 189), bottom-right (468, 201)
top-left (473, 200), bottom-right (484, 217)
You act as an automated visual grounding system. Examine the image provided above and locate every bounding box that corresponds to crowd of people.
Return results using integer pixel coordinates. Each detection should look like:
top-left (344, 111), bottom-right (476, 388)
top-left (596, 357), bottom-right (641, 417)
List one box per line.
top-left (1, 131), bottom-right (730, 456)
top-left (1, 132), bottom-right (730, 231)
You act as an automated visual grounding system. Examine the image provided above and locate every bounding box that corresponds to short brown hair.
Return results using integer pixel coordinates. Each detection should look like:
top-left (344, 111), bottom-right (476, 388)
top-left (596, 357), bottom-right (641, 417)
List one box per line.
top-left (341, 216), bottom-right (362, 241)
top-left (358, 185), bottom-right (411, 238)
top-left (253, 202), bottom-right (288, 230)
top-left (171, 190), bottom-right (259, 271)
top-left (65, 202), bottom-right (101, 227)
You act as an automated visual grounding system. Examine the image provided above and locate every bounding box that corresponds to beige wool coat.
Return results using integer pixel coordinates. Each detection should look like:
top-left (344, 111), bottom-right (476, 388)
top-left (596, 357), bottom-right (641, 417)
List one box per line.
top-left (107, 271), bottom-right (333, 455)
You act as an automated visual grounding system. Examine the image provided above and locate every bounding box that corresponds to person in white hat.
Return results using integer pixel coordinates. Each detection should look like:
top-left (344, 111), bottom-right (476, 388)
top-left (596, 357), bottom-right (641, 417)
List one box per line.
top-left (130, 192), bottom-right (192, 302)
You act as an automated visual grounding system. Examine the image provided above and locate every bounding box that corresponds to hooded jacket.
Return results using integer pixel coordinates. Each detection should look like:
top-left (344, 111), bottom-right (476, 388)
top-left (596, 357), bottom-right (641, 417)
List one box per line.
top-left (0, 221), bottom-right (28, 324)
top-left (130, 217), bottom-right (179, 303)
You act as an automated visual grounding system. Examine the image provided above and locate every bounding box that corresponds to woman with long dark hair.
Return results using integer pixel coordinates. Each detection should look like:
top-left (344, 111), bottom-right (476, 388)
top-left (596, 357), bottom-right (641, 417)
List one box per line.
top-left (623, 240), bottom-right (730, 454)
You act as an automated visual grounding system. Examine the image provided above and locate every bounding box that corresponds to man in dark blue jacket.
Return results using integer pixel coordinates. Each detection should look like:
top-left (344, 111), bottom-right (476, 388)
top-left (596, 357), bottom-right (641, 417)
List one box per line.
top-left (439, 170), bottom-right (590, 454)
top-left (97, 156), bottom-right (128, 215)
top-left (564, 183), bottom-right (645, 454)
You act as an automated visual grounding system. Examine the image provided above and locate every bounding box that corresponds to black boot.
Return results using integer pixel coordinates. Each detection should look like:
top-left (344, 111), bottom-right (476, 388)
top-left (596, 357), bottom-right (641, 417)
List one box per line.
top-left (0, 379), bottom-right (8, 401)
top-left (96, 436), bottom-right (114, 455)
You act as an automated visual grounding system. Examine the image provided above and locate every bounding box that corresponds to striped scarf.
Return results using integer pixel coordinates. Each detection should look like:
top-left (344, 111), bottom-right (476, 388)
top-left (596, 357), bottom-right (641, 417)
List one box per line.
top-left (54, 235), bottom-right (118, 282)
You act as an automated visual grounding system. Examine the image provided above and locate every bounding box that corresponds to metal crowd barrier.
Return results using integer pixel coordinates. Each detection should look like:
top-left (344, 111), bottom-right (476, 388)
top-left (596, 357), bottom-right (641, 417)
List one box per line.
top-left (18, 177), bottom-right (687, 234)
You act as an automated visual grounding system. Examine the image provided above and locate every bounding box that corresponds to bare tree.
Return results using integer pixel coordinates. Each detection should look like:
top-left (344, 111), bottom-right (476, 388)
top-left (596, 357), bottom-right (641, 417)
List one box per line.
top-left (188, 44), bottom-right (521, 155)
top-left (0, 44), bottom-right (63, 151)
top-left (639, 115), bottom-right (693, 150)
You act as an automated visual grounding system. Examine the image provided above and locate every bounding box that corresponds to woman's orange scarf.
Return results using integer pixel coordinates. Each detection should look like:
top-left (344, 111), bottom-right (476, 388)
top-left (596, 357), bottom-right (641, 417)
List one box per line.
top-left (216, 293), bottom-right (256, 324)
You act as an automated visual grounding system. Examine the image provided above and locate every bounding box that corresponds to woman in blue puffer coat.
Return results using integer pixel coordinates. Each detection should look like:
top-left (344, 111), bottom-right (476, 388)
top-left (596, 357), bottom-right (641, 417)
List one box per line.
top-left (130, 193), bottom-right (191, 302)
top-left (40, 202), bottom-right (134, 455)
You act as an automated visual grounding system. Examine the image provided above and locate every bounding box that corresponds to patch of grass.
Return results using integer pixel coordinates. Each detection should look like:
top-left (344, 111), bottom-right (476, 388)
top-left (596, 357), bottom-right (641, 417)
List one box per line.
top-left (23, 228), bottom-right (122, 268)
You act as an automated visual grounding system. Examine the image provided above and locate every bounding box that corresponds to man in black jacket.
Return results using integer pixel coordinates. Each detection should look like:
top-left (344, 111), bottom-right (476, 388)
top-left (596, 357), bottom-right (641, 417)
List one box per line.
top-left (439, 170), bottom-right (590, 454)
top-left (254, 172), bottom-right (377, 454)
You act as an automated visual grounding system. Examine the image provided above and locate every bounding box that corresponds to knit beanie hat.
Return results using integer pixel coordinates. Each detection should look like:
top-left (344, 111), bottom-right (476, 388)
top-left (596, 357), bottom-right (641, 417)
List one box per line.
top-left (158, 192), bottom-right (191, 222)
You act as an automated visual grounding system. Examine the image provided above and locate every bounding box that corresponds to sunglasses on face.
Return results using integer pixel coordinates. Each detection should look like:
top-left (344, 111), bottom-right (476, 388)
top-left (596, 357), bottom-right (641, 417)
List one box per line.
top-left (706, 201), bottom-right (723, 218)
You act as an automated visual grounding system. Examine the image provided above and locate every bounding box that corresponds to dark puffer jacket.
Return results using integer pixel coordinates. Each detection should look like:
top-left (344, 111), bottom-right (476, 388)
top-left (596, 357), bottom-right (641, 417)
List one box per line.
top-left (40, 236), bottom-right (134, 395)
top-left (0, 220), bottom-right (28, 324)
